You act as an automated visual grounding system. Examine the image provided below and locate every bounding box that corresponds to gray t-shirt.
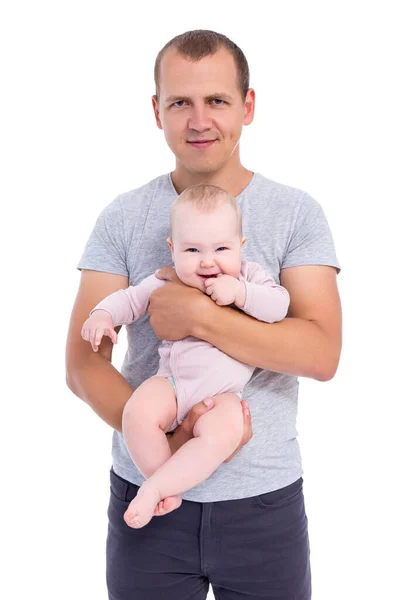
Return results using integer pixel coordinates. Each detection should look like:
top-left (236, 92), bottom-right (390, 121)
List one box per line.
top-left (77, 172), bottom-right (340, 502)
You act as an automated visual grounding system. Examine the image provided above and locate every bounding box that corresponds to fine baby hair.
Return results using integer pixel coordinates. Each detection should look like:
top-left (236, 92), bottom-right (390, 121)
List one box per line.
top-left (170, 183), bottom-right (243, 237)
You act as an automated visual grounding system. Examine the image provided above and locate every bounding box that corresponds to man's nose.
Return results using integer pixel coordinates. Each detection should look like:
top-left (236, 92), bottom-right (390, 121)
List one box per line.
top-left (188, 105), bottom-right (213, 132)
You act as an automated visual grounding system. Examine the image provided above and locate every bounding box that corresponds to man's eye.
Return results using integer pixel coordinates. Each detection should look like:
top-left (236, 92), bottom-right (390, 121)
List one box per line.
top-left (186, 248), bottom-right (198, 253)
top-left (212, 99), bottom-right (225, 105)
top-left (173, 100), bottom-right (186, 107)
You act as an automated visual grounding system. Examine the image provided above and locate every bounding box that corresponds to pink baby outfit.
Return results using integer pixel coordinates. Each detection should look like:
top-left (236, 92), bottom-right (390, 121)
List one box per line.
top-left (92, 260), bottom-right (290, 432)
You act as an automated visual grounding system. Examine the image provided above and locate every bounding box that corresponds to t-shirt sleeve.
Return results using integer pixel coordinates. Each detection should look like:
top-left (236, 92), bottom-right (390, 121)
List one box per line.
top-left (281, 193), bottom-right (341, 273)
top-left (77, 196), bottom-right (128, 276)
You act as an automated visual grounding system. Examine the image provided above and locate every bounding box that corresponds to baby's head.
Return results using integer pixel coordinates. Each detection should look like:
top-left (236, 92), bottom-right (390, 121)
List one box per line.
top-left (168, 184), bottom-right (246, 292)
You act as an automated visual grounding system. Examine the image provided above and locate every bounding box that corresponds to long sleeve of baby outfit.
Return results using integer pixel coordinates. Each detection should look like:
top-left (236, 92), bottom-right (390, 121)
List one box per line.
top-left (240, 260), bottom-right (290, 323)
top-left (90, 273), bottom-right (167, 327)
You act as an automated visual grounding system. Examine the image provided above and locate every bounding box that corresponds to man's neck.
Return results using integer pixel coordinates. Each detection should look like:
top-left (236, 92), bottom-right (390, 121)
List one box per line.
top-left (171, 164), bottom-right (254, 198)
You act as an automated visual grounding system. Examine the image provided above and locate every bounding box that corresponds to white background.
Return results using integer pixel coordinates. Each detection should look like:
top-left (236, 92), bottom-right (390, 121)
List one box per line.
top-left (1, 1), bottom-right (399, 599)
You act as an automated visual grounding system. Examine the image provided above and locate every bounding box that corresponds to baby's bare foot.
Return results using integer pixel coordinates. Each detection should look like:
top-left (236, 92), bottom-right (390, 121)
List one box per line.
top-left (124, 485), bottom-right (161, 529)
top-left (154, 495), bottom-right (182, 517)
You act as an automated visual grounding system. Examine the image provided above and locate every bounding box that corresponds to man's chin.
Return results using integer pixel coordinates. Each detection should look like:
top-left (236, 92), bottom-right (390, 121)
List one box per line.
top-left (178, 157), bottom-right (225, 176)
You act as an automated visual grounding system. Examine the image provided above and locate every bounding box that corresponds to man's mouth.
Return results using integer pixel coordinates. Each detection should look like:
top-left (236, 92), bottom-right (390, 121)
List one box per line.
top-left (187, 140), bottom-right (217, 149)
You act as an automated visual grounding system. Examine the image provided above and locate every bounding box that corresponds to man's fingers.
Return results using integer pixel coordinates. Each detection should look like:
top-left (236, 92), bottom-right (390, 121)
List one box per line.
top-left (181, 397), bottom-right (215, 433)
top-left (224, 400), bottom-right (252, 463)
top-left (242, 400), bottom-right (253, 442)
top-left (242, 400), bottom-right (252, 433)
top-left (189, 397), bottom-right (215, 421)
top-left (242, 399), bottom-right (251, 417)
top-left (155, 266), bottom-right (178, 281)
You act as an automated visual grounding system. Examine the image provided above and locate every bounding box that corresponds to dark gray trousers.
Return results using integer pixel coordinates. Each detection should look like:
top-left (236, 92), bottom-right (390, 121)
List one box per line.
top-left (107, 469), bottom-right (311, 599)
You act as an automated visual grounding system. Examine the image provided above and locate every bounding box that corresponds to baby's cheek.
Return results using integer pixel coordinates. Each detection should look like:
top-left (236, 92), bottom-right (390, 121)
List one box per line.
top-left (177, 271), bottom-right (192, 286)
top-left (221, 258), bottom-right (241, 279)
top-left (174, 258), bottom-right (192, 279)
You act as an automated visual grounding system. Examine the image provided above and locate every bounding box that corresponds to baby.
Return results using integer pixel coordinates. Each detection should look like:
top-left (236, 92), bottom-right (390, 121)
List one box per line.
top-left (81, 184), bottom-right (290, 528)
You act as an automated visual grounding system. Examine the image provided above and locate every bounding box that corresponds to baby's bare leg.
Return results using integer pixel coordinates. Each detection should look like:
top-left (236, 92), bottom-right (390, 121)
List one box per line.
top-left (122, 376), bottom-right (181, 524)
top-left (123, 376), bottom-right (177, 475)
top-left (126, 392), bottom-right (243, 528)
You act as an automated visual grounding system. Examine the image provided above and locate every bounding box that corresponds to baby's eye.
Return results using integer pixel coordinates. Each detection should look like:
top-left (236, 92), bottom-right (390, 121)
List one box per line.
top-left (216, 247), bottom-right (228, 251)
top-left (186, 248), bottom-right (198, 253)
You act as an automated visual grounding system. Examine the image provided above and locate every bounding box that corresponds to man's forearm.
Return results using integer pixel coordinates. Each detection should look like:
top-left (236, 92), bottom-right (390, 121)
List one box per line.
top-left (66, 354), bottom-right (134, 432)
top-left (194, 305), bottom-right (339, 381)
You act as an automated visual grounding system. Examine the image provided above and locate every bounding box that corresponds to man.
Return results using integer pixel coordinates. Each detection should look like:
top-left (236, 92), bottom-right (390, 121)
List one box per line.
top-left (66, 29), bottom-right (341, 600)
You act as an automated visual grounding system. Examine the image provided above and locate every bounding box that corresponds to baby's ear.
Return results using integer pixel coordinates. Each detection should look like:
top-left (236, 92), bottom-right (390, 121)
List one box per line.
top-left (241, 236), bottom-right (247, 247)
top-left (167, 237), bottom-right (173, 251)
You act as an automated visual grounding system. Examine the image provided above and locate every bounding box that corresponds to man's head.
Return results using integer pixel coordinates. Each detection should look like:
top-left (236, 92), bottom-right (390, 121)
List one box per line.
top-left (168, 184), bottom-right (246, 292)
top-left (154, 30), bottom-right (250, 102)
top-left (152, 30), bottom-right (255, 178)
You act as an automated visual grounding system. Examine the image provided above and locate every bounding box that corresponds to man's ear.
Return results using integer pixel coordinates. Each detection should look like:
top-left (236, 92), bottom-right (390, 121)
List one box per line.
top-left (243, 89), bottom-right (255, 126)
top-left (152, 95), bottom-right (163, 130)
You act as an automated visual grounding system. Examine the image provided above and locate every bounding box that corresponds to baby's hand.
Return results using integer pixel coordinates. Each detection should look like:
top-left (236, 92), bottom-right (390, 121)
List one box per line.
top-left (81, 310), bottom-right (117, 352)
top-left (204, 274), bottom-right (244, 306)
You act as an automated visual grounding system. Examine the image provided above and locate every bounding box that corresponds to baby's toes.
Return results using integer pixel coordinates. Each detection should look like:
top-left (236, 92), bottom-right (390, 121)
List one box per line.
top-left (153, 500), bottom-right (164, 516)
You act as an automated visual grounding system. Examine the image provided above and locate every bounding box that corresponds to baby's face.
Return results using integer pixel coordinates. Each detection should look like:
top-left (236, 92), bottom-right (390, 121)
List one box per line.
top-left (168, 203), bottom-right (245, 293)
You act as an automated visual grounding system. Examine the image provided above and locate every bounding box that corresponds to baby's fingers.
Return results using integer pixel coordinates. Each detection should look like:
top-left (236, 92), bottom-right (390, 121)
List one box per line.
top-left (90, 328), bottom-right (104, 352)
top-left (81, 325), bottom-right (90, 341)
top-left (81, 318), bottom-right (95, 342)
top-left (107, 328), bottom-right (118, 345)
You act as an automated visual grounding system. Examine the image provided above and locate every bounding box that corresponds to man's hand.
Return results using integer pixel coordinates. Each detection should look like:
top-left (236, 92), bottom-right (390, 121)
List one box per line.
top-left (150, 266), bottom-right (209, 340)
top-left (223, 399), bottom-right (253, 462)
top-left (167, 397), bottom-right (253, 462)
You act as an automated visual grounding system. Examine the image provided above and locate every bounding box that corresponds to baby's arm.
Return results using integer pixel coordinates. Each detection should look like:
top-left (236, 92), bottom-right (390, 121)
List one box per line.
top-left (204, 262), bottom-right (289, 323)
top-left (81, 273), bottom-right (166, 351)
top-left (237, 261), bottom-right (290, 323)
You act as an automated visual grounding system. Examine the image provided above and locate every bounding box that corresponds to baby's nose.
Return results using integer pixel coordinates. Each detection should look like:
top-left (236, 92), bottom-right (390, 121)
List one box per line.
top-left (200, 257), bottom-right (215, 267)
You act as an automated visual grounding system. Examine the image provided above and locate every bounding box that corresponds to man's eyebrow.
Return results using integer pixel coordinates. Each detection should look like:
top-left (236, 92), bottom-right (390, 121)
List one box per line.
top-left (164, 95), bottom-right (190, 104)
top-left (164, 93), bottom-right (234, 104)
top-left (206, 93), bottom-right (234, 102)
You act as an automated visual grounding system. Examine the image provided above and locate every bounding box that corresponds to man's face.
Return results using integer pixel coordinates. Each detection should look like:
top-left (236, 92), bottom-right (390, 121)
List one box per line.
top-left (153, 48), bottom-right (254, 175)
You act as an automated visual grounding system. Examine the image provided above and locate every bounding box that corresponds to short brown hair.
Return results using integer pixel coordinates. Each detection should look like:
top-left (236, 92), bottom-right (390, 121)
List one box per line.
top-left (154, 30), bottom-right (250, 101)
top-left (170, 184), bottom-right (243, 237)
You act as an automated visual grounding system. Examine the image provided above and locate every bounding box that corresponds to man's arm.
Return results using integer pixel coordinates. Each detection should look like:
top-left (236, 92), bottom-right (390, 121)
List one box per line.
top-left (65, 270), bottom-right (226, 452)
top-left (65, 270), bottom-right (134, 432)
top-left (151, 265), bottom-right (342, 381)
top-left (197, 265), bottom-right (341, 381)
